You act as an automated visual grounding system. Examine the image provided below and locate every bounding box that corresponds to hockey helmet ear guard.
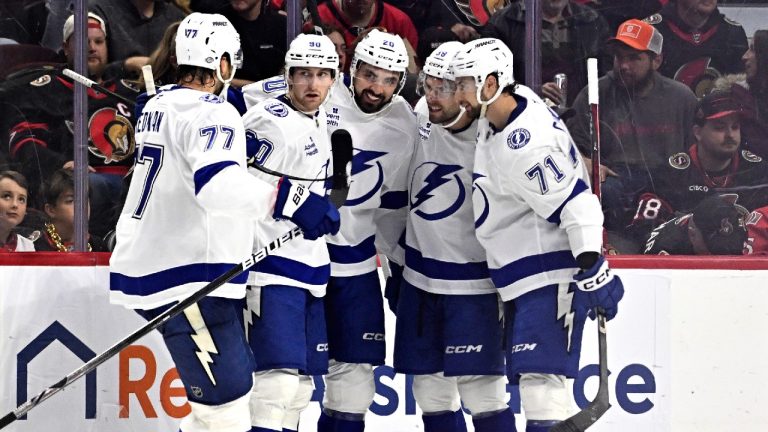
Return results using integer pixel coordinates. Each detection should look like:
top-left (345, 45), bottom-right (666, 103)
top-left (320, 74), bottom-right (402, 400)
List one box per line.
top-left (349, 29), bottom-right (409, 98)
top-left (451, 38), bottom-right (514, 116)
top-left (175, 12), bottom-right (242, 97)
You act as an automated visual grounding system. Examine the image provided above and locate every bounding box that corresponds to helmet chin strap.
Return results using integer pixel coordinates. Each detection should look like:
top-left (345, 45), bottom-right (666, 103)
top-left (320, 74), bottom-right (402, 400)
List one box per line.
top-left (441, 105), bottom-right (467, 129)
top-left (216, 66), bottom-right (232, 100)
top-left (476, 84), bottom-right (503, 119)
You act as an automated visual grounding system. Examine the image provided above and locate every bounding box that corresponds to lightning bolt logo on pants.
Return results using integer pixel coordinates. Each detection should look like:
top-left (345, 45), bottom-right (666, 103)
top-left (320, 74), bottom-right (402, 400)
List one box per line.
top-left (557, 283), bottom-right (576, 353)
top-left (243, 285), bottom-right (261, 341)
top-left (183, 304), bottom-right (220, 385)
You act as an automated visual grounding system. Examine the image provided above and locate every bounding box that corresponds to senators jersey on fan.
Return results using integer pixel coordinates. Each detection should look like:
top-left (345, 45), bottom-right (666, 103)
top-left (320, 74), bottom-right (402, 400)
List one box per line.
top-left (403, 111), bottom-right (494, 296)
top-left (744, 206), bottom-right (768, 255)
top-left (473, 85), bottom-right (603, 301)
top-left (242, 95), bottom-right (332, 295)
top-left (647, 5), bottom-right (748, 95)
top-left (655, 145), bottom-right (768, 213)
top-left (0, 66), bottom-right (139, 186)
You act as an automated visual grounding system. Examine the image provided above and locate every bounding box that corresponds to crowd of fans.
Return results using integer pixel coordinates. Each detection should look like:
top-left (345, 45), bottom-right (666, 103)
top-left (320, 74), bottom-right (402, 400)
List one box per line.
top-left (0, 0), bottom-right (767, 256)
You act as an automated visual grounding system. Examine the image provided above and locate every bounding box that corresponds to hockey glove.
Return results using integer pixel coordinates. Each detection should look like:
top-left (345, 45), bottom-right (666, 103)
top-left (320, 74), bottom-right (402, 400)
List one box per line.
top-left (383, 261), bottom-right (404, 314)
top-left (274, 178), bottom-right (340, 240)
top-left (572, 255), bottom-right (624, 321)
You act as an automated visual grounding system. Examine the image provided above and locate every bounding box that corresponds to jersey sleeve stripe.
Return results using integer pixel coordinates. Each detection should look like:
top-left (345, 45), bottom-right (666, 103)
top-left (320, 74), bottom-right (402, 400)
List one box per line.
top-left (252, 256), bottom-right (331, 285)
top-left (194, 160), bottom-right (239, 195)
top-left (110, 262), bottom-right (249, 297)
top-left (380, 190), bottom-right (408, 209)
top-left (404, 244), bottom-right (490, 281)
top-left (327, 235), bottom-right (376, 264)
top-left (546, 178), bottom-right (589, 224)
top-left (489, 250), bottom-right (576, 288)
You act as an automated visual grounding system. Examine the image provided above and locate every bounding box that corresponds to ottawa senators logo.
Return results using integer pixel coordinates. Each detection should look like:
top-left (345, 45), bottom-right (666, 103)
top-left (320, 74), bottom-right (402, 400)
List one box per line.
top-left (454, 0), bottom-right (511, 26)
top-left (742, 150), bottom-right (763, 163)
top-left (668, 152), bottom-right (691, 169)
top-left (67, 108), bottom-right (135, 163)
top-left (88, 108), bottom-right (135, 162)
top-left (673, 57), bottom-right (721, 98)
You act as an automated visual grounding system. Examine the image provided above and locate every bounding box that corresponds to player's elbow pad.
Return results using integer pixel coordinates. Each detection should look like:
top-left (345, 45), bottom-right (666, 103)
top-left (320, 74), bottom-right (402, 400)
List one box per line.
top-left (560, 191), bottom-right (603, 257)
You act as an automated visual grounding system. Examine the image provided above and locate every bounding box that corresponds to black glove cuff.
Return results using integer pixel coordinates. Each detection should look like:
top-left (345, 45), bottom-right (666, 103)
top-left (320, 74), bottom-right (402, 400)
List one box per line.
top-left (576, 251), bottom-right (600, 270)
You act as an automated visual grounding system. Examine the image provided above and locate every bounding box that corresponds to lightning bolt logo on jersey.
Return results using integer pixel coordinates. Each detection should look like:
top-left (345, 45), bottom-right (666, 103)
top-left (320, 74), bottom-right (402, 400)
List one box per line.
top-left (346, 149), bottom-right (387, 206)
top-left (402, 111), bottom-right (493, 295)
top-left (410, 162), bottom-right (465, 221)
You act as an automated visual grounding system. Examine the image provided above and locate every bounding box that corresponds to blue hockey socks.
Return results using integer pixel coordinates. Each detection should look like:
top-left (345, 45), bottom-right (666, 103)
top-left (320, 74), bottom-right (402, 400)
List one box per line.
top-left (472, 408), bottom-right (516, 432)
top-left (526, 419), bottom-right (560, 432)
top-left (317, 410), bottom-right (365, 432)
top-left (422, 409), bottom-right (467, 432)
top-left (250, 427), bottom-right (280, 432)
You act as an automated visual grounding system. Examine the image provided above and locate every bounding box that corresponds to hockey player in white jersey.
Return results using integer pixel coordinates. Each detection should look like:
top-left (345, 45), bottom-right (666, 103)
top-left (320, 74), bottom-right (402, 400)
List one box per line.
top-left (240, 29), bottom-right (418, 432)
top-left (109, 13), bottom-right (340, 432)
top-left (392, 42), bottom-right (515, 432)
top-left (451, 38), bottom-right (625, 432)
top-left (240, 34), bottom-right (339, 432)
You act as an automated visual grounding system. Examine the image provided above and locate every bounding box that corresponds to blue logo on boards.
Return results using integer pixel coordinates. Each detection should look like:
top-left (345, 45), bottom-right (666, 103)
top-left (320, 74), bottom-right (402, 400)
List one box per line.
top-left (507, 128), bottom-right (530, 149)
top-left (265, 102), bottom-right (289, 118)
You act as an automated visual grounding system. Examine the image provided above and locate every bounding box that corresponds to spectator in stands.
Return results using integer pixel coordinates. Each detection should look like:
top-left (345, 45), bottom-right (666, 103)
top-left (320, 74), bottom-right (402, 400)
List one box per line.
top-left (89, 0), bottom-right (187, 77)
top-left (34, 169), bottom-right (107, 252)
top-left (567, 19), bottom-right (697, 235)
top-left (654, 88), bottom-right (768, 213)
top-left (0, 12), bottom-right (139, 237)
top-left (647, 0), bottom-right (748, 97)
top-left (729, 29), bottom-right (768, 159)
top-left (315, 0), bottom-right (418, 71)
top-left (0, 170), bottom-right (34, 252)
top-left (143, 21), bottom-right (181, 87)
top-left (191, 0), bottom-right (287, 84)
top-left (387, 0), bottom-right (479, 42)
top-left (481, 0), bottom-right (611, 108)
top-left (643, 194), bottom-right (747, 255)
top-left (581, 0), bottom-right (663, 34)
top-left (318, 24), bottom-right (349, 74)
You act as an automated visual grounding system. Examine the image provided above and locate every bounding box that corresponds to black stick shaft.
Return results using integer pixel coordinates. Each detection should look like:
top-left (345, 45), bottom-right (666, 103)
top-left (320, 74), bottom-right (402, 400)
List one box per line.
top-left (61, 68), bottom-right (136, 108)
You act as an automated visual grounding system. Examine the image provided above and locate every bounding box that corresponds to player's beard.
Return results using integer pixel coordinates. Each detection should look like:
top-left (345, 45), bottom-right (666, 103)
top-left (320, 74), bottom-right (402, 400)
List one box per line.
top-left (355, 89), bottom-right (391, 113)
top-left (429, 104), bottom-right (461, 125)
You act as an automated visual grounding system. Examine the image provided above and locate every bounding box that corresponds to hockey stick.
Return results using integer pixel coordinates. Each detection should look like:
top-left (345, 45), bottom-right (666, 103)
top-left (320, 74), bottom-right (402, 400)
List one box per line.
top-left (61, 68), bottom-right (136, 108)
top-left (141, 65), bottom-right (156, 96)
top-left (0, 130), bottom-right (353, 430)
top-left (550, 59), bottom-right (611, 432)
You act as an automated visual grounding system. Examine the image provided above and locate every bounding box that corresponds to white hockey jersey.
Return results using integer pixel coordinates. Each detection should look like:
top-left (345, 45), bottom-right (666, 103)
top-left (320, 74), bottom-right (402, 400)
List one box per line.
top-left (242, 95), bottom-right (332, 295)
top-left (403, 113), bottom-right (495, 295)
top-left (243, 76), bottom-right (418, 277)
top-left (472, 85), bottom-right (603, 302)
top-left (110, 85), bottom-right (275, 309)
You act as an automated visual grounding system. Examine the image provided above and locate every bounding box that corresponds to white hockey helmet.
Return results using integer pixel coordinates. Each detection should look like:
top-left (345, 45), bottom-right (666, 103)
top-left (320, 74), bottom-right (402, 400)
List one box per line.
top-left (422, 41), bottom-right (464, 81)
top-left (175, 12), bottom-right (242, 93)
top-left (285, 34), bottom-right (340, 77)
top-left (451, 38), bottom-right (514, 109)
top-left (350, 29), bottom-right (409, 94)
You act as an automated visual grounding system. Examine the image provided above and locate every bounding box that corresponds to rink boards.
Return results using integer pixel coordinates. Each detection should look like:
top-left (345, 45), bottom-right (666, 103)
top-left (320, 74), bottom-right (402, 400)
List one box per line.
top-left (1, 253), bottom-right (767, 432)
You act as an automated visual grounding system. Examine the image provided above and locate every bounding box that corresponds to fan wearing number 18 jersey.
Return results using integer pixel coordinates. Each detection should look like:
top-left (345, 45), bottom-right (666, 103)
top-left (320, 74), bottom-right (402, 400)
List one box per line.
top-left (452, 38), bottom-right (625, 432)
top-left (109, 14), bottom-right (339, 432)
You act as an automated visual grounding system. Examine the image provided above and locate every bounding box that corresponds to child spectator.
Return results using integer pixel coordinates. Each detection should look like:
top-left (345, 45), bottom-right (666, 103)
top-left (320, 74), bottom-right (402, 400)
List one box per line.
top-left (0, 170), bottom-right (34, 252)
top-left (35, 169), bottom-right (107, 252)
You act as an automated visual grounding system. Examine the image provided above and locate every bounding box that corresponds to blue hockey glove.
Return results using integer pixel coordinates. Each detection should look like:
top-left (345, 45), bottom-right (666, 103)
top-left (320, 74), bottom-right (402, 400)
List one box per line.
top-left (134, 91), bottom-right (151, 118)
top-left (572, 255), bottom-right (624, 321)
top-left (383, 261), bottom-right (404, 314)
top-left (274, 178), bottom-right (340, 240)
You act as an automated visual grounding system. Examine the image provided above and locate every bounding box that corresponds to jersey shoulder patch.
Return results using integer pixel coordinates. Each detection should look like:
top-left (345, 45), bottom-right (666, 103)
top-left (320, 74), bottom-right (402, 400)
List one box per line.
top-left (199, 93), bottom-right (224, 104)
top-left (506, 128), bottom-right (531, 150)
top-left (723, 16), bottom-right (742, 27)
top-left (644, 13), bottom-right (662, 25)
top-left (264, 100), bottom-right (289, 117)
top-left (30, 74), bottom-right (51, 87)
top-left (668, 152), bottom-right (691, 169)
top-left (742, 149), bottom-right (763, 163)
top-left (120, 79), bottom-right (141, 93)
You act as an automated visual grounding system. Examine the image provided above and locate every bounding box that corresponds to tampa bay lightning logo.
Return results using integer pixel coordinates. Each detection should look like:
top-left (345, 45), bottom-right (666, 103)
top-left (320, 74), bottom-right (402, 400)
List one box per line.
top-left (472, 173), bottom-right (490, 228)
top-left (345, 149), bottom-right (387, 206)
top-left (199, 94), bottom-right (223, 104)
top-left (507, 128), bottom-right (531, 149)
top-left (265, 102), bottom-right (289, 117)
top-left (410, 162), bottom-right (465, 221)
